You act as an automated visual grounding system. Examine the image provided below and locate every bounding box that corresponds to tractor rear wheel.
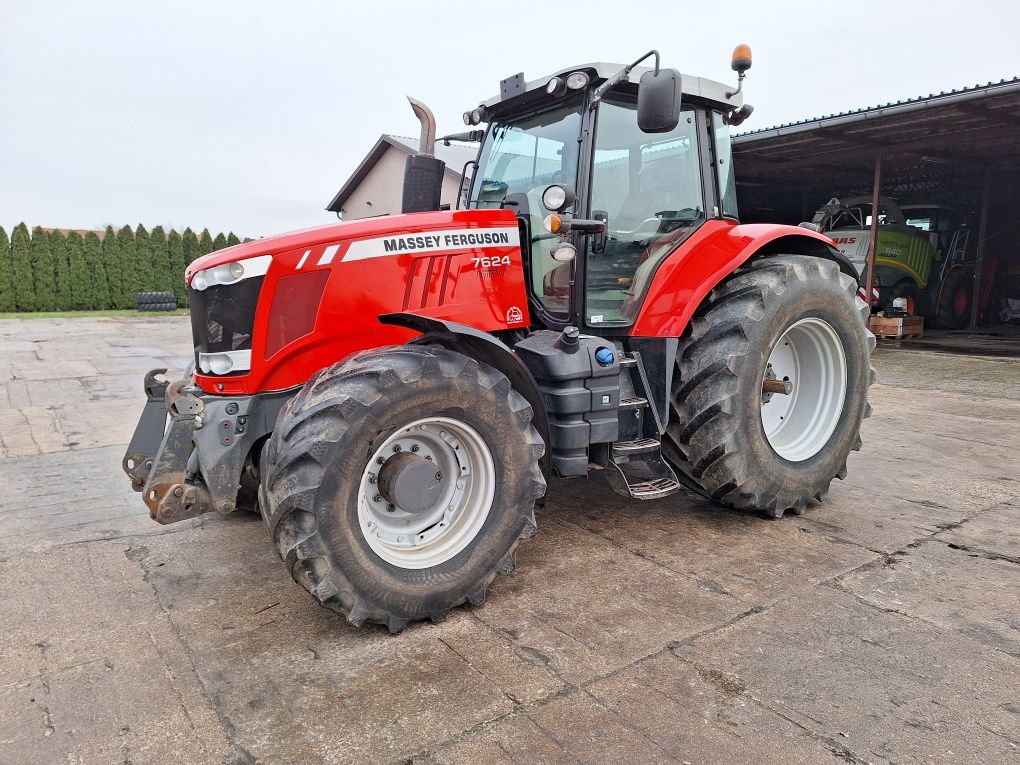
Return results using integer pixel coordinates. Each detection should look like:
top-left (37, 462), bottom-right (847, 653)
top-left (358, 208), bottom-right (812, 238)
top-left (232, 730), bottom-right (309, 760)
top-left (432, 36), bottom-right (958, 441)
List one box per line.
top-left (662, 255), bottom-right (875, 517)
top-left (259, 345), bottom-right (545, 632)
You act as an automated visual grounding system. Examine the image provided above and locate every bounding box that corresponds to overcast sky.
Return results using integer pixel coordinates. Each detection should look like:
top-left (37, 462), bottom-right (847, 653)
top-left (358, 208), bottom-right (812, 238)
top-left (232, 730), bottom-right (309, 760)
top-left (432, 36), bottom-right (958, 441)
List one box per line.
top-left (2, 1), bottom-right (1017, 237)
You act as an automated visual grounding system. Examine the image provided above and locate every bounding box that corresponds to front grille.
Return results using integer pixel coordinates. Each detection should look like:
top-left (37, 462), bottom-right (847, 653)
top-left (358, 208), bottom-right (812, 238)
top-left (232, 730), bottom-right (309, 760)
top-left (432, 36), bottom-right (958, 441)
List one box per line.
top-left (189, 277), bottom-right (264, 368)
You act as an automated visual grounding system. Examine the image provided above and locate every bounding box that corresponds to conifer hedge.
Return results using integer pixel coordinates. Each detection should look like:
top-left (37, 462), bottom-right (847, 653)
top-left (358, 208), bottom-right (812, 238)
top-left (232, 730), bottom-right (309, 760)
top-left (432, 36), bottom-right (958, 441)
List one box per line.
top-left (0, 223), bottom-right (242, 312)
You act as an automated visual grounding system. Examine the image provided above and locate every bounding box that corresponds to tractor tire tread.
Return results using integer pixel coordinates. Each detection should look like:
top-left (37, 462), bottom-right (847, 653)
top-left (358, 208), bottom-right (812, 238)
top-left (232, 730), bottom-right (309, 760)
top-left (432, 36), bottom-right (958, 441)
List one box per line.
top-left (261, 344), bottom-right (545, 632)
top-left (662, 255), bottom-right (875, 518)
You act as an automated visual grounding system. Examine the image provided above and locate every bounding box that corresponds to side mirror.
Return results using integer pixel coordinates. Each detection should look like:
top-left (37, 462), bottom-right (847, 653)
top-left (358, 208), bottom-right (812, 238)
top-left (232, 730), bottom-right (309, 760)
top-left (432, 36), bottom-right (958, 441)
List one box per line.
top-left (637, 68), bottom-right (682, 133)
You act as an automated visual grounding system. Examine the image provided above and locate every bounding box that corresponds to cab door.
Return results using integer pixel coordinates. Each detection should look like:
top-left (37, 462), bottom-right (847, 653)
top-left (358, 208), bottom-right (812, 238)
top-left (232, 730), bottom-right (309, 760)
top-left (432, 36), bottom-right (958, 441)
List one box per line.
top-left (584, 96), bottom-right (706, 328)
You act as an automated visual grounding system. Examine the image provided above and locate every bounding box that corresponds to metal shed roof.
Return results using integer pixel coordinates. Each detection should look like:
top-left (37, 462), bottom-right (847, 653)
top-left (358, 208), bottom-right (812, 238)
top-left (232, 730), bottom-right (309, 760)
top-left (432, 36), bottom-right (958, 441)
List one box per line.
top-left (732, 77), bottom-right (1020, 190)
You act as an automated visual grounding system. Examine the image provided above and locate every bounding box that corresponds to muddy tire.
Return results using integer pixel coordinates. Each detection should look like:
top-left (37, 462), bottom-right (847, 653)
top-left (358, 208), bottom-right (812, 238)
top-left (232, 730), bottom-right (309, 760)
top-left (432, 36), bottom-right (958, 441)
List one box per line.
top-left (932, 267), bottom-right (971, 329)
top-left (260, 345), bottom-right (545, 632)
top-left (662, 255), bottom-right (875, 518)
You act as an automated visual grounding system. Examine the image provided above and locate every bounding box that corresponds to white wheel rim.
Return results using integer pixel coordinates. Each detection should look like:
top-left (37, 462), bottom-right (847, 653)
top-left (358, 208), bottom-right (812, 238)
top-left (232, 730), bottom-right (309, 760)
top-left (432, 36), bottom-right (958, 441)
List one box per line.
top-left (761, 318), bottom-right (847, 462)
top-left (357, 416), bottom-right (495, 569)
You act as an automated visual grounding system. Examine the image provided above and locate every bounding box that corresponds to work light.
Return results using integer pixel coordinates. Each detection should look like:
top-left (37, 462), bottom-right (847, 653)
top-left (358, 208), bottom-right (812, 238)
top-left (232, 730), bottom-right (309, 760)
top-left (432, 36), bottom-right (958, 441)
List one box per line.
top-left (545, 77), bottom-right (567, 98)
top-left (550, 241), bottom-right (577, 262)
top-left (542, 184), bottom-right (574, 212)
top-left (565, 71), bottom-right (589, 90)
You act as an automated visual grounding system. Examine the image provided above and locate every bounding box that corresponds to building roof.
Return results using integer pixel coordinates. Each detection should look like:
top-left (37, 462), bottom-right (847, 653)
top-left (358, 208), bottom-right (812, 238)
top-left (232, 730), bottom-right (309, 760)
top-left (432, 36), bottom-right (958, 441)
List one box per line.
top-left (325, 135), bottom-right (478, 214)
top-left (730, 76), bottom-right (1020, 222)
top-left (732, 77), bottom-right (1020, 185)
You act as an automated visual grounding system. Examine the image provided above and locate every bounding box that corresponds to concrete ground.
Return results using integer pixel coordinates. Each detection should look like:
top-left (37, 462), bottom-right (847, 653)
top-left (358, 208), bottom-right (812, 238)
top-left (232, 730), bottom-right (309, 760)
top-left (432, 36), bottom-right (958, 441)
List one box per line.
top-left (0, 316), bottom-right (1017, 765)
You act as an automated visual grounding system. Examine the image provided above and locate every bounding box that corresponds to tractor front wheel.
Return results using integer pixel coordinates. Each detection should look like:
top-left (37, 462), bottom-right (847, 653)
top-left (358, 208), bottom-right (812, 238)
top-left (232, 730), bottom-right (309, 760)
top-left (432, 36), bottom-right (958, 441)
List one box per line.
top-left (663, 255), bottom-right (875, 517)
top-left (260, 345), bottom-right (545, 632)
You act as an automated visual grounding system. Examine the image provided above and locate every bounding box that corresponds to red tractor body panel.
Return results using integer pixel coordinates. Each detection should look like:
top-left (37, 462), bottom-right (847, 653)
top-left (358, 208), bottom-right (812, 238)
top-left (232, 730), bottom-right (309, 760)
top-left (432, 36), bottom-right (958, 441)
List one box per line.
top-left (189, 209), bottom-right (529, 394)
top-left (631, 220), bottom-right (839, 337)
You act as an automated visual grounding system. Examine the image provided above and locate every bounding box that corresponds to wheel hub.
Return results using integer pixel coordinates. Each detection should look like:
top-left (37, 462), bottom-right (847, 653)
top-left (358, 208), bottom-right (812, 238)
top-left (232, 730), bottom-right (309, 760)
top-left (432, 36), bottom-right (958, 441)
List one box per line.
top-left (357, 416), bottom-right (496, 569)
top-left (760, 317), bottom-right (847, 462)
top-left (377, 452), bottom-right (444, 515)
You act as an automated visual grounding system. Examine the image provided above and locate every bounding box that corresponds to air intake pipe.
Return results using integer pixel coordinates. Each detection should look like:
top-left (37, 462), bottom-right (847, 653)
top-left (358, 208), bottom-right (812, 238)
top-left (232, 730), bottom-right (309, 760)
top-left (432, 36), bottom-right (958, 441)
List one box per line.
top-left (402, 97), bottom-right (446, 214)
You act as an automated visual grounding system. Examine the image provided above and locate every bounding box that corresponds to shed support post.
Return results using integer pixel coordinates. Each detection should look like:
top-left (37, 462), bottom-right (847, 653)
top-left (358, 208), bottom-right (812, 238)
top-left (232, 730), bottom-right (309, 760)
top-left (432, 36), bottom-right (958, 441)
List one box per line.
top-left (863, 154), bottom-right (883, 308)
top-left (968, 169), bottom-right (993, 329)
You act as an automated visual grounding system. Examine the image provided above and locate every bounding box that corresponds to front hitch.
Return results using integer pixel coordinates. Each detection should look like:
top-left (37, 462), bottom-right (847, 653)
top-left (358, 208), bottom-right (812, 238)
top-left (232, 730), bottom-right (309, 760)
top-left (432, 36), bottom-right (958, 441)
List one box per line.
top-left (122, 368), bottom-right (172, 491)
top-left (142, 385), bottom-right (214, 523)
top-left (122, 369), bottom-right (217, 523)
top-left (122, 367), bottom-right (294, 525)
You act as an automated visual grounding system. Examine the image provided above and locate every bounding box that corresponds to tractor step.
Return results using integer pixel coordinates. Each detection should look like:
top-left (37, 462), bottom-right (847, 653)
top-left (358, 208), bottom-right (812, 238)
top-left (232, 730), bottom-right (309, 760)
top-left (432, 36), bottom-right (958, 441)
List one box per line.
top-left (612, 437), bottom-right (661, 457)
top-left (605, 436), bottom-right (681, 501)
top-left (627, 476), bottom-right (682, 500)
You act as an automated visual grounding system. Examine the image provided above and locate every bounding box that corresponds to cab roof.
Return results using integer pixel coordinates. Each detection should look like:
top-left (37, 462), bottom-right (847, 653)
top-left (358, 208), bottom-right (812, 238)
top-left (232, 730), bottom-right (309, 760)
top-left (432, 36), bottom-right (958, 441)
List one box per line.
top-left (480, 62), bottom-right (741, 113)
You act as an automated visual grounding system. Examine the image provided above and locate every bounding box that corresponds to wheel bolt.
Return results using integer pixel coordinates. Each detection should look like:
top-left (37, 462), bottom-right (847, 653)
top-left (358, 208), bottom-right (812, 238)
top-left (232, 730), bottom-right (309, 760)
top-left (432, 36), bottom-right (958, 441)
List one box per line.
top-left (368, 474), bottom-right (376, 484)
top-left (386, 504), bottom-right (395, 512)
top-left (411, 444), bottom-right (419, 452)
top-left (435, 472), bottom-right (442, 481)
top-left (373, 494), bottom-right (382, 502)
top-left (377, 456), bottom-right (385, 465)
top-left (392, 444), bottom-right (402, 452)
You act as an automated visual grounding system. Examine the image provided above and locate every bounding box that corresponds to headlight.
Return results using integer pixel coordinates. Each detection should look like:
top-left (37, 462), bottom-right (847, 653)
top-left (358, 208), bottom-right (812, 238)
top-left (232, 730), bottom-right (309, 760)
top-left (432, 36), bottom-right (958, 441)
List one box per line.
top-left (197, 349), bottom-right (252, 375)
top-left (190, 254), bottom-right (272, 291)
top-left (204, 353), bottom-right (234, 375)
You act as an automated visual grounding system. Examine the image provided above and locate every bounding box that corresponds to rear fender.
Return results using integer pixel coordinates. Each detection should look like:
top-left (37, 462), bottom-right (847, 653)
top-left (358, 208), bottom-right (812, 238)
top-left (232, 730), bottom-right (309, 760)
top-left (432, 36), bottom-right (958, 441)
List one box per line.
top-left (631, 221), bottom-right (856, 338)
top-left (379, 313), bottom-right (550, 475)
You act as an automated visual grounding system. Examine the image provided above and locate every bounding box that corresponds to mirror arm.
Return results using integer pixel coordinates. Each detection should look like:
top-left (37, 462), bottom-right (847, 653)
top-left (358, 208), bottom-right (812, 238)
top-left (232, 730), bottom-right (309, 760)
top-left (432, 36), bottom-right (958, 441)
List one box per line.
top-left (558, 218), bottom-right (606, 234)
top-left (456, 160), bottom-right (478, 210)
top-left (590, 50), bottom-right (660, 109)
top-left (439, 130), bottom-right (484, 144)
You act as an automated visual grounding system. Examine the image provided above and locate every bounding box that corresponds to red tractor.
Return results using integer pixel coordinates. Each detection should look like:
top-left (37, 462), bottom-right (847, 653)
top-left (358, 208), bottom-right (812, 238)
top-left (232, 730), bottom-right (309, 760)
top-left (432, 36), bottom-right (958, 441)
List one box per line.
top-left (123, 48), bottom-right (874, 632)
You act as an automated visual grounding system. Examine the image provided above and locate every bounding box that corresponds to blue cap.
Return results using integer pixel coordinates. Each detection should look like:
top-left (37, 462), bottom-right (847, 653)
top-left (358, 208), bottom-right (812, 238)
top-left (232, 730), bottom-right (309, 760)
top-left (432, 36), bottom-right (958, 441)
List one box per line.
top-left (595, 347), bottom-right (615, 366)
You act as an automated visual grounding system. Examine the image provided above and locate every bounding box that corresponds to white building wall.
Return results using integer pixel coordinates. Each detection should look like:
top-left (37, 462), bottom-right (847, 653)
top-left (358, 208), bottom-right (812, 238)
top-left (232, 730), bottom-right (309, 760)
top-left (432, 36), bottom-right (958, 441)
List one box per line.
top-left (340, 146), bottom-right (466, 220)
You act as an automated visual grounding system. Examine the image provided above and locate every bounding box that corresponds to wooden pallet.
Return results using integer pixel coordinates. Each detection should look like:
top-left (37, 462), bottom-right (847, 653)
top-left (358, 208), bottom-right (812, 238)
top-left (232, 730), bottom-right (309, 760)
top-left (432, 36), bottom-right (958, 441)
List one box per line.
top-left (869, 315), bottom-right (924, 339)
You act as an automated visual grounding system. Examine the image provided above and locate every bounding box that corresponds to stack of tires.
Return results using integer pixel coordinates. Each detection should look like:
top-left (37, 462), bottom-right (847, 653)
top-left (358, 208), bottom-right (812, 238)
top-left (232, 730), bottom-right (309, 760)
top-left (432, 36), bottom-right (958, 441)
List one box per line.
top-left (136, 291), bottom-right (178, 312)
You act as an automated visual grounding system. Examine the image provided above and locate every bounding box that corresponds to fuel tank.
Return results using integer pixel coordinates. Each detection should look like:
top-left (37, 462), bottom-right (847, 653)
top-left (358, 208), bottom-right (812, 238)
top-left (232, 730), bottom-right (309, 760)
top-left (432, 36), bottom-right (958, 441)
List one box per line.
top-left (185, 209), bottom-right (529, 395)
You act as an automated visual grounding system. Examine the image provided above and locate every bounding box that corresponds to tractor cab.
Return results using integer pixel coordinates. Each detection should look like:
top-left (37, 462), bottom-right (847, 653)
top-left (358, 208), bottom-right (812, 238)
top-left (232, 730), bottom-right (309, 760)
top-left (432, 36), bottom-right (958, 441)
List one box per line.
top-left (463, 59), bottom-right (747, 332)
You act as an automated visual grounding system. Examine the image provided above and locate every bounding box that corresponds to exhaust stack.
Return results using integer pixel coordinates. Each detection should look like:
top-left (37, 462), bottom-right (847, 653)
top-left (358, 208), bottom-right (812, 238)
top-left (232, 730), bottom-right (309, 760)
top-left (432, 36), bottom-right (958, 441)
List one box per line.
top-left (402, 97), bottom-right (446, 214)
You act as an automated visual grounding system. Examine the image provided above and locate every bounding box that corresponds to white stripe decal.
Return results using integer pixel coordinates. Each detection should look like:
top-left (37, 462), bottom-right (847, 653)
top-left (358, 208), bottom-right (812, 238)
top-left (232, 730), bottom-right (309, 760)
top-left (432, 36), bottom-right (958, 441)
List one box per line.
top-left (317, 244), bottom-right (340, 266)
top-left (296, 249), bottom-right (310, 269)
top-left (341, 227), bottom-right (520, 263)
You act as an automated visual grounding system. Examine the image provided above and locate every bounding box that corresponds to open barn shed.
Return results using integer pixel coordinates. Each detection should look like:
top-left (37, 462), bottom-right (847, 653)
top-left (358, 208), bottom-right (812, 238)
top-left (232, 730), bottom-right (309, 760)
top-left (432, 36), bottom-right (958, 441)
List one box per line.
top-left (733, 78), bottom-right (1020, 331)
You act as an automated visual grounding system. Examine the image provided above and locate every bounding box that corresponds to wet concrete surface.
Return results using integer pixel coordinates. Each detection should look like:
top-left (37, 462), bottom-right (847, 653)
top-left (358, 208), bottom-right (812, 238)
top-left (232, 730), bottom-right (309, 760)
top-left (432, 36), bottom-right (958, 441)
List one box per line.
top-left (0, 316), bottom-right (1017, 764)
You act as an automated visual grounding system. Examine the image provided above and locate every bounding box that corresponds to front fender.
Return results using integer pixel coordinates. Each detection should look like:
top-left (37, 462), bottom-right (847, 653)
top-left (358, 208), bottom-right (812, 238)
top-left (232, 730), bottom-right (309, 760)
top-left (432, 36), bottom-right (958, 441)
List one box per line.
top-left (630, 220), bottom-right (853, 338)
top-left (378, 313), bottom-right (550, 475)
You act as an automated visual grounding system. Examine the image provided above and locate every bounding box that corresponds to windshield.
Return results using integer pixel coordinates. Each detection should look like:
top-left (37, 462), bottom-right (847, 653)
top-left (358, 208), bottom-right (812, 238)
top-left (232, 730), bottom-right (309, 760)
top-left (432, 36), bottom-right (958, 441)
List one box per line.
top-left (469, 100), bottom-right (583, 317)
top-left (469, 99), bottom-right (582, 209)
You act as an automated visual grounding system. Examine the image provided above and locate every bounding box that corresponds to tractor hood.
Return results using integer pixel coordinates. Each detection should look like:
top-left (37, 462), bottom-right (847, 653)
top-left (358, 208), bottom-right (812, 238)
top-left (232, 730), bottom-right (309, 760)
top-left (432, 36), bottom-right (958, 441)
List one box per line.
top-left (185, 210), bottom-right (510, 283)
top-left (186, 208), bottom-right (528, 395)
